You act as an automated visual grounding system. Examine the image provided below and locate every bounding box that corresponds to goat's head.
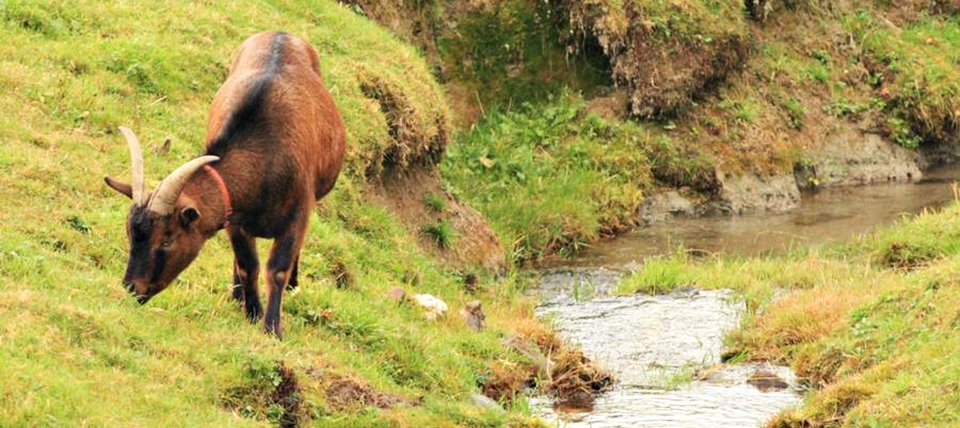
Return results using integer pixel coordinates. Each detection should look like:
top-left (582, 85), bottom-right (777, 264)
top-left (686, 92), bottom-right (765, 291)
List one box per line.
top-left (104, 126), bottom-right (218, 303)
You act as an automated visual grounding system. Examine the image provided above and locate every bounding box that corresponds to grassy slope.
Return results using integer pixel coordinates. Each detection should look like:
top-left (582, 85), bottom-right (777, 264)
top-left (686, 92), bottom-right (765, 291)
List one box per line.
top-left (617, 202), bottom-right (960, 426)
top-left (0, 1), bottom-right (544, 426)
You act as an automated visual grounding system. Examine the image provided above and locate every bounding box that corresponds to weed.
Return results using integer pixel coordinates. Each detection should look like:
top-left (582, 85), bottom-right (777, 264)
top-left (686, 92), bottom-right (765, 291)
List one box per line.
top-left (824, 98), bottom-right (871, 118)
top-left (424, 192), bottom-right (447, 212)
top-left (422, 220), bottom-right (456, 249)
top-left (884, 116), bottom-right (922, 148)
top-left (783, 97), bottom-right (805, 130)
top-left (616, 252), bottom-right (692, 295)
top-left (440, 93), bottom-right (650, 262)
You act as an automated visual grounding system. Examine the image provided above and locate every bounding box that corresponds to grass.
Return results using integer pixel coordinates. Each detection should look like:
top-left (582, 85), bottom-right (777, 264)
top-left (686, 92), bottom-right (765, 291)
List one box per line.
top-left (849, 13), bottom-right (960, 145)
top-left (424, 192), bottom-right (447, 212)
top-left (615, 203), bottom-right (960, 426)
top-left (422, 220), bottom-right (457, 249)
top-left (440, 94), bottom-right (655, 262)
top-left (0, 0), bottom-right (564, 426)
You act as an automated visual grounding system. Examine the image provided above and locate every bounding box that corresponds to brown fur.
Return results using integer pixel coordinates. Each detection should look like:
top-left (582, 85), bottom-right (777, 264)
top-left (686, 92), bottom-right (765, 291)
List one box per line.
top-left (106, 32), bottom-right (346, 338)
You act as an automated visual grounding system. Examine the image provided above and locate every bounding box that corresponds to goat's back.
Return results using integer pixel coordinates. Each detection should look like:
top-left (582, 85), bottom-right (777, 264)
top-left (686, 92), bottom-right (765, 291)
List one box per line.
top-left (205, 32), bottom-right (345, 203)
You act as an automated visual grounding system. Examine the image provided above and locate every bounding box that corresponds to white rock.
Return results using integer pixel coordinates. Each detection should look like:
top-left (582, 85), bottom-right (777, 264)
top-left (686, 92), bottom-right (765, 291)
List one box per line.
top-left (411, 293), bottom-right (448, 320)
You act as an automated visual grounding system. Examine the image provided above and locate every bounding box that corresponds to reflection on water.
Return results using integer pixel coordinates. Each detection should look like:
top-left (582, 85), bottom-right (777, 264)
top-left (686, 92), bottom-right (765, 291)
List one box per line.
top-left (543, 164), bottom-right (960, 269)
top-left (531, 165), bottom-right (959, 427)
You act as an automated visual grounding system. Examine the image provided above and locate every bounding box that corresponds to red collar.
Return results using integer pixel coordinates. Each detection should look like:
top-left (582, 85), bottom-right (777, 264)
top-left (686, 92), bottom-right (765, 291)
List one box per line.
top-left (203, 165), bottom-right (233, 229)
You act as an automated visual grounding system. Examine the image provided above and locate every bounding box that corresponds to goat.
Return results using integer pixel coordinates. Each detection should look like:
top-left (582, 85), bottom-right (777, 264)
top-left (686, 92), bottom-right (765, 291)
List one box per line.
top-left (105, 32), bottom-right (346, 338)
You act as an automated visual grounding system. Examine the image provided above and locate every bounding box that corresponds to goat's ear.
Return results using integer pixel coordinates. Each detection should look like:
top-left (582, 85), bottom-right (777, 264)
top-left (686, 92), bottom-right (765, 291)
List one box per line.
top-left (179, 206), bottom-right (201, 227)
top-left (104, 176), bottom-right (133, 199)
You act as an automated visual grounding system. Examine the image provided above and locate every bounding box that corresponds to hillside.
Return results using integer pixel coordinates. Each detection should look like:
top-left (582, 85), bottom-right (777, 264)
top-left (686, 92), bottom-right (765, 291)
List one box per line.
top-left (0, 1), bottom-right (602, 426)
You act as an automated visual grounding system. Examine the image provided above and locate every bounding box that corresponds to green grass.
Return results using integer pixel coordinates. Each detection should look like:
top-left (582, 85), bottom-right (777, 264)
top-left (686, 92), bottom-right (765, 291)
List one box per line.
top-left (441, 94), bottom-right (653, 262)
top-left (849, 13), bottom-right (960, 145)
top-left (0, 1), bottom-right (552, 426)
top-left (422, 220), bottom-right (456, 249)
top-left (424, 192), bottom-right (447, 213)
top-left (615, 204), bottom-right (960, 426)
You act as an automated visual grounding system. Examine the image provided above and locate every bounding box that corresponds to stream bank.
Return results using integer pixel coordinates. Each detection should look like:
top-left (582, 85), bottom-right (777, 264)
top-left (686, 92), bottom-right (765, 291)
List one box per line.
top-left (529, 166), bottom-right (960, 426)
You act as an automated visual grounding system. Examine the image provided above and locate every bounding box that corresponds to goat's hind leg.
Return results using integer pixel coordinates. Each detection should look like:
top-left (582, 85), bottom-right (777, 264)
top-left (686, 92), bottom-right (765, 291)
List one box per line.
top-left (263, 227), bottom-right (307, 339)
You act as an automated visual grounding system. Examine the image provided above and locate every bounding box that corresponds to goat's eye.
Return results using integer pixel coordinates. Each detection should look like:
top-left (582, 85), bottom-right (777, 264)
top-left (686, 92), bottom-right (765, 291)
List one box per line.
top-left (161, 236), bottom-right (174, 248)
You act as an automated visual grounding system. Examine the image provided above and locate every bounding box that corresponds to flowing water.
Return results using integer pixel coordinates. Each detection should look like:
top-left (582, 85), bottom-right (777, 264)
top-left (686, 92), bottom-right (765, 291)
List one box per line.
top-left (531, 165), bottom-right (960, 427)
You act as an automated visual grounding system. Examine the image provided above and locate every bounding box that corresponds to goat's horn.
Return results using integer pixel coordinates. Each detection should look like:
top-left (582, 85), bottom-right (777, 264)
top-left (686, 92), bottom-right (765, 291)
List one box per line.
top-left (147, 155), bottom-right (220, 215)
top-left (118, 126), bottom-right (146, 206)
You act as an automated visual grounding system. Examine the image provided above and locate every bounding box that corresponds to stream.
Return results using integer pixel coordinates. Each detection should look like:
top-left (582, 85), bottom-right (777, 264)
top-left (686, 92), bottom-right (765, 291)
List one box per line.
top-left (530, 165), bottom-right (960, 427)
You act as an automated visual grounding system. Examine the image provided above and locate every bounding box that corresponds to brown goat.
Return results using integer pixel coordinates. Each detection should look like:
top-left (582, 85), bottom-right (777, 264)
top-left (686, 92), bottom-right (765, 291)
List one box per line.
top-left (105, 32), bottom-right (346, 338)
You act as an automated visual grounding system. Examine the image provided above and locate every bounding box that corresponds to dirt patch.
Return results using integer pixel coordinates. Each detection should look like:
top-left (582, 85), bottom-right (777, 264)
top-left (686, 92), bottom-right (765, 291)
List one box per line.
top-left (368, 168), bottom-right (506, 272)
top-left (222, 360), bottom-right (310, 428)
top-left (306, 368), bottom-right (413, 412)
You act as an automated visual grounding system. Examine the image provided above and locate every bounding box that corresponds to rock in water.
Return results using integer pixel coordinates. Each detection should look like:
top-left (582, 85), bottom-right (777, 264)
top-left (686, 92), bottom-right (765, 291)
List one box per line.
top-left (411, 293), bottom-right (448, 320)
top-left (460, 300), bottom-right (486, 331)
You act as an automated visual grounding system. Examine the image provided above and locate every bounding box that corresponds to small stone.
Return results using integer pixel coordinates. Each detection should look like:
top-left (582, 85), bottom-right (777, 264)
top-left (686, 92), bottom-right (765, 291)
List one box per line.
top-left (469, 393), bottom-right (506, 414)
top-left (386, 287), bottom-right (406, 303)
top-left (460, 300), bottom-right (486, 332)
top-left (747, 370), bottom-right (789, 392)
top-left (411, 293), bottom-right (448, 320)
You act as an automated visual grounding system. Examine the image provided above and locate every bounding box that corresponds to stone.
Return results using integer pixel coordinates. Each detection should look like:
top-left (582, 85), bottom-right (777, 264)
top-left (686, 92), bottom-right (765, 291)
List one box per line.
top-left (460, 300), bottom-right (486, 331)
top-left (715, 171), bottom-right (801, 215)
top-left (469, 393), bottom-right (505, 414)
top-left (746, 370), bottom-right (790, 392)
top-left (386, 286), bottom-right (406, 303)
top-left (807, 129), bottom-right (922, 188)
top-left (411, 293), bottom-right (448, 320)
top-left (636, 190), bottom-right (696, 224)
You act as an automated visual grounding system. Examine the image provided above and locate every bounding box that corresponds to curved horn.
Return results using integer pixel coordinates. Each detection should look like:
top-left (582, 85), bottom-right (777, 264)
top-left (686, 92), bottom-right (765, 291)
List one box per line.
top-left (118, 126), bottom-right (146, 206)
top-left (147, 155), bottom-right (220, 215)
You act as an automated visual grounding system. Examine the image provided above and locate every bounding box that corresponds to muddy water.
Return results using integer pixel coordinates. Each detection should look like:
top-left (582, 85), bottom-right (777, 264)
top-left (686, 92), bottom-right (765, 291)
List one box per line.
top-left (544, 164), bottom-right (960, 269)
top-left (531, 166), bottom-right (960, 427)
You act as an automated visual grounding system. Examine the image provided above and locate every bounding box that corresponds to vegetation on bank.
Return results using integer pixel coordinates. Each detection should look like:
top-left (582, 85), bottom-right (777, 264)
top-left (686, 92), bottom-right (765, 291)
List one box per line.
top-left (616, 201), bottom-right (960, 426)
top-left (440, 94), bottom-right (715, 262)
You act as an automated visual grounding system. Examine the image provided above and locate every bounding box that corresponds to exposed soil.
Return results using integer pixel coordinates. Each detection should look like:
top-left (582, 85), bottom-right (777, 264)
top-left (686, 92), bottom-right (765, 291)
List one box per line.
top-left (305, 368), bottom-right (413, 412)
top-left (222, 360), bottom-right (311, 428)
top-left (566, 0), bottom-right (750, 118)
top-left (368, 168), bottom-right (507, 272)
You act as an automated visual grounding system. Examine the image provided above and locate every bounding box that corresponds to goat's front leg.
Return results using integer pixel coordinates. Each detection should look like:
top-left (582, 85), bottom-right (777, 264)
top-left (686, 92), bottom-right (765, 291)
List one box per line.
top-left (263, 228), bottom-right (306, 338)
top-left (229, 230), bottom-right (262, 322)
